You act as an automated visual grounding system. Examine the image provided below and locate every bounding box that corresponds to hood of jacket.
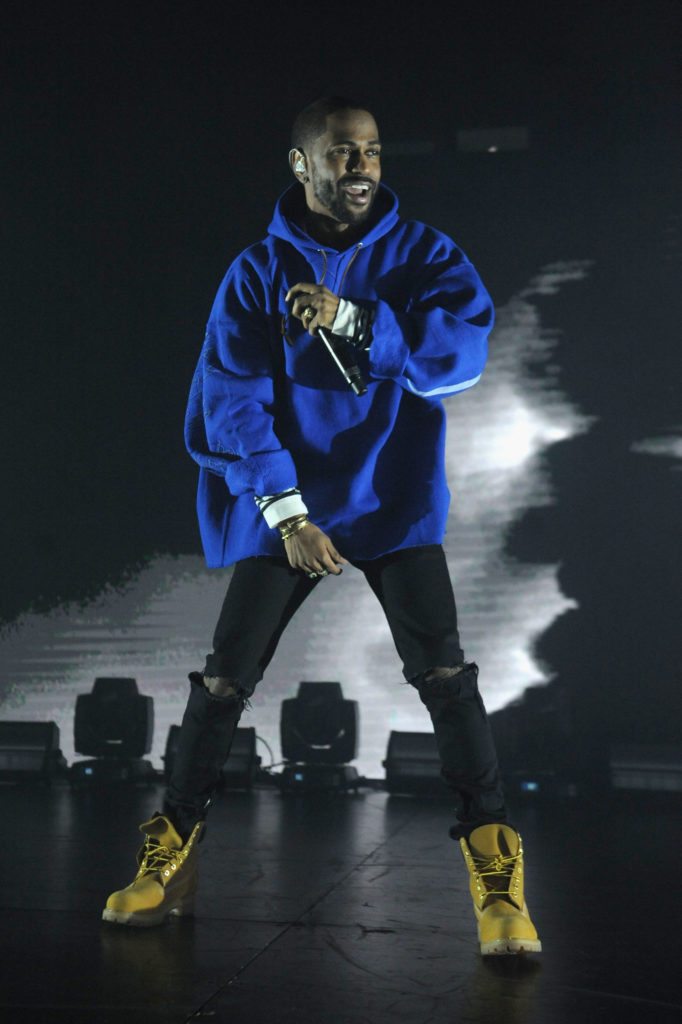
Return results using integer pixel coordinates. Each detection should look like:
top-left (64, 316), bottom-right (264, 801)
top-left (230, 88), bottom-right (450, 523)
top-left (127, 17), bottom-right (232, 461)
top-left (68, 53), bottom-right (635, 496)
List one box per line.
top-left (267, 182), bottom-right (401, 255)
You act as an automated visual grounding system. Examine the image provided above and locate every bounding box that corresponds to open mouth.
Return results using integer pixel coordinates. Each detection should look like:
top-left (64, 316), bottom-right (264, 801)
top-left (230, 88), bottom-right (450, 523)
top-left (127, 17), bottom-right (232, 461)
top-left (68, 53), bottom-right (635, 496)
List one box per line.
top-left (341, 180), bottom-right (374, 205)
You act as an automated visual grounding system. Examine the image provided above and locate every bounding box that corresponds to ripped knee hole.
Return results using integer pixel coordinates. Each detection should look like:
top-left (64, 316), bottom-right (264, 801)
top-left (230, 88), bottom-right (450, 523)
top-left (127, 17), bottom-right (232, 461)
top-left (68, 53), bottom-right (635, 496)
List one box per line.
top-left (204, 676), bottom-right (241, 698)
top-left (422, 665), bottom-right (464, 683)
top-left (411, 663), bottom-right (479, 702)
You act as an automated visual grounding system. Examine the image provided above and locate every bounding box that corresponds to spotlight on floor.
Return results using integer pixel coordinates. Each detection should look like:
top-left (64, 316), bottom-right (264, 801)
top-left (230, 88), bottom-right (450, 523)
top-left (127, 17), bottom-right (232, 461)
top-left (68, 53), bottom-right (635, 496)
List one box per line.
top-left (0, 721), bottom-right (67, 783)
top-left (163, 724), bottom-right (261, 790)
top-left (71, 677), bottom-right (155, 784)
top-left (383, 731), bottom-right (448, 795)
top-left (279, 682), bottom-right (359, 793)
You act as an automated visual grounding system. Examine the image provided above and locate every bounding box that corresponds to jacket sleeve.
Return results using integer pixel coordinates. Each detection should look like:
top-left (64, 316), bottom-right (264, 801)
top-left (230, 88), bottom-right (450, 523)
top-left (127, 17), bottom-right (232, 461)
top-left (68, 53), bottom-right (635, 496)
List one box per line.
top-left (184, 259), bottom-right (300, 498)
top-left (368, 240), bottom-right (493, 399)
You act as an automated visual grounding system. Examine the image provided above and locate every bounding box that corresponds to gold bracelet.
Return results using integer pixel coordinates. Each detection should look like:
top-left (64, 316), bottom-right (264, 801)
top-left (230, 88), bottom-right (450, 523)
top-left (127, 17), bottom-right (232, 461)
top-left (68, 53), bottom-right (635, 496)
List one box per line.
top-left (277, 514), bottom-right (307, 535)
top-left (280, 519), bottom-right (308, 541)
top-left (279, 517), bottom-right (310, 541)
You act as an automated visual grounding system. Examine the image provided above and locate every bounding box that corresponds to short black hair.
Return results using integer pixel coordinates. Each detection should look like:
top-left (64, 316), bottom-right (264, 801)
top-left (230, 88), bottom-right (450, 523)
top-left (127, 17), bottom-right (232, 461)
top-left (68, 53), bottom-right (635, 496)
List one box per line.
top-left (291, 96), bottom-right (374, 153)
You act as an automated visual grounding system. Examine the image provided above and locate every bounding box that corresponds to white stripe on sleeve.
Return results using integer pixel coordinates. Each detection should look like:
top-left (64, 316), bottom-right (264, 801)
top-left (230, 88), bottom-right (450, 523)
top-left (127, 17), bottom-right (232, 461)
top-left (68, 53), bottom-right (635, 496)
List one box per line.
top-left (405, 373), bottom-right (482, 398)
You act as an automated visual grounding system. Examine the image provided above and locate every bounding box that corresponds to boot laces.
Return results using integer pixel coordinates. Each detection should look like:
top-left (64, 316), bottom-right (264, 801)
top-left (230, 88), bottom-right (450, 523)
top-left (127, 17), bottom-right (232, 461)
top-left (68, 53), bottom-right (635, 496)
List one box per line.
top-left (472, 850), bottom-right (519, 898)
top-left (135, 837), bottom-right (179, 880)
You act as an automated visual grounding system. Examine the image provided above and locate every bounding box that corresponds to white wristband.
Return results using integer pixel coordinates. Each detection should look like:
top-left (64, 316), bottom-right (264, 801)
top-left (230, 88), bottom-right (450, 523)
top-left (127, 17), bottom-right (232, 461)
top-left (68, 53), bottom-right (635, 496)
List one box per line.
top-left (258, 493), bottom-right (308, 528)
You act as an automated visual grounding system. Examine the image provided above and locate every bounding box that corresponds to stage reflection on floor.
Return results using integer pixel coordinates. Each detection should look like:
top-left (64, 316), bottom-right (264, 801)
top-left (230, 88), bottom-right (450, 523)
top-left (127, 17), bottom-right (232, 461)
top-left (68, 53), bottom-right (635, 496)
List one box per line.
top-left (1, 781), bottom-right (680, 1024)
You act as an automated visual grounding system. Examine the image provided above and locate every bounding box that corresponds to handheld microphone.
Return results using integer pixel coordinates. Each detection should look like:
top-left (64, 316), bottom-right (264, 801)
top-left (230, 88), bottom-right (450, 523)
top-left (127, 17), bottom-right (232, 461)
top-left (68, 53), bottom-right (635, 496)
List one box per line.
top-left (317, 326), bottom-right (368, 397)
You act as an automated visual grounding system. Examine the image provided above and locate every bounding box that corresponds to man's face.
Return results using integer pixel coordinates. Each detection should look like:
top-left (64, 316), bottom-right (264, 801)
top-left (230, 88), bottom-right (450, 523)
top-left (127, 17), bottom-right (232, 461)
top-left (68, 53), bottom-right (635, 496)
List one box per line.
top-left (304, 109), bottom-right (382, 225)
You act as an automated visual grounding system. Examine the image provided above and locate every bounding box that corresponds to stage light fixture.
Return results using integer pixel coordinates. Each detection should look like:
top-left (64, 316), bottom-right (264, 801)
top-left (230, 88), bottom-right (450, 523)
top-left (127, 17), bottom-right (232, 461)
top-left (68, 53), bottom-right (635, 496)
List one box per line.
top-left (489, 685), bottom-right (577, 799)
top-left (163, 724), bottom-right (261, 790)
top-left (383, 731), bottom-right (448, 795)
top-left (279, 681), bottom-right (360, 792)
top-left (221, 727), bottom-right (261, 789)
top-left (610, 744), bottom-right (682, 794)
top-left (0, 721), bottom-right (67, 782)
top-left (71, 676), bottom-right (155, 784)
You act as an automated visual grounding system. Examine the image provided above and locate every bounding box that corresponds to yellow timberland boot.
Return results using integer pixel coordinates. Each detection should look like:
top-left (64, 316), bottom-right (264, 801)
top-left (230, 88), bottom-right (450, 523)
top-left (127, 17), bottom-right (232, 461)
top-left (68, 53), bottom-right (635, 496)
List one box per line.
top-left (102, 814), bottom-right (202, 927)
top-left (459, 823), bottom-right (542, 955)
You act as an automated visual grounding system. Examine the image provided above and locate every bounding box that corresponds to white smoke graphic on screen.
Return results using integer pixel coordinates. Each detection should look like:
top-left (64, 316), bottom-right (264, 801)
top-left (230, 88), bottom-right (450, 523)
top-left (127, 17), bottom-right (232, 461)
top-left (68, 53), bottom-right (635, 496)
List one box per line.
top-left (0, 261), bottom-right (594, 778)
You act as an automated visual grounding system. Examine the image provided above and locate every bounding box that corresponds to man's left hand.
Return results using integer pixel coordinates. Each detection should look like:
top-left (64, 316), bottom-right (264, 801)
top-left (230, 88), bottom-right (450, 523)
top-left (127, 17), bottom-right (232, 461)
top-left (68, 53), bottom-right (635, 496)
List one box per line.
top-left (286, 283), bottom-right (340, 335)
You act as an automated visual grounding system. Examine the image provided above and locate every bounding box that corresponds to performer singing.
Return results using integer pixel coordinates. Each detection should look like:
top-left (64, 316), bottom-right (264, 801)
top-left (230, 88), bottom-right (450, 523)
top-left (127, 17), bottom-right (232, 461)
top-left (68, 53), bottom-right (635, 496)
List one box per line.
top-left (103, 96), bottom-right (542, 955)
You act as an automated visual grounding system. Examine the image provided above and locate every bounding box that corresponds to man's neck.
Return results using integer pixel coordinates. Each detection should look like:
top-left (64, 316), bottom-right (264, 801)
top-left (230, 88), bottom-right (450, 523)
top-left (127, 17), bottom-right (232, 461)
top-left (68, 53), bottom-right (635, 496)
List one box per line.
top-left (302, 208), bottom-right (366, 251)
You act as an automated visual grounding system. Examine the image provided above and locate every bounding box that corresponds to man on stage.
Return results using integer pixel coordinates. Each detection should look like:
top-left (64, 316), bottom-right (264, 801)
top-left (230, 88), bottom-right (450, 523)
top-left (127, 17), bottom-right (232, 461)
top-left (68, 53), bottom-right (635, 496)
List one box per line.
top-left (103, 95), bottom-right (542, 956)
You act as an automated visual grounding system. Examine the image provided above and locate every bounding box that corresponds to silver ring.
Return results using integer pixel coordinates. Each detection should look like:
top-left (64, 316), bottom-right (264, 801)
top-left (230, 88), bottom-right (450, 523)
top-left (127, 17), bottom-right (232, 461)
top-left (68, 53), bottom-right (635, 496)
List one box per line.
top-left (318, 569), bottom-right (329, 577)
top-left (307, 571), bottom-right (318, 580)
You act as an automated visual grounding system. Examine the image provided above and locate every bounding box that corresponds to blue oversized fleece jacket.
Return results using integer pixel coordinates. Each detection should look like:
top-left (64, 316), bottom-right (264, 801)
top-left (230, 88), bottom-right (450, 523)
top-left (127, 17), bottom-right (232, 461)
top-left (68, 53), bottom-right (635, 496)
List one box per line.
top-left (185, 183), bottom-right (494, 566)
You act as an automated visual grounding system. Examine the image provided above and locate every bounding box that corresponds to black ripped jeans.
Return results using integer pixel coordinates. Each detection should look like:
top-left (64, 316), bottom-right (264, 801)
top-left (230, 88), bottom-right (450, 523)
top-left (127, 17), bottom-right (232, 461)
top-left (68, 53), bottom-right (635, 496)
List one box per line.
top-left (164, 545), bottom-right (508, 840)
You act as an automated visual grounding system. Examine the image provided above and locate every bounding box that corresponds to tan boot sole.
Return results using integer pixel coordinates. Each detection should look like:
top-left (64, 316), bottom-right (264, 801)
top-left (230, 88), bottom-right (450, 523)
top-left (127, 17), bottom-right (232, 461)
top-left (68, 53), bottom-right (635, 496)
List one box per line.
top-left (480, 936), bottom-right (542, 955)
top-left (102, 893), bottom-right (195, 927)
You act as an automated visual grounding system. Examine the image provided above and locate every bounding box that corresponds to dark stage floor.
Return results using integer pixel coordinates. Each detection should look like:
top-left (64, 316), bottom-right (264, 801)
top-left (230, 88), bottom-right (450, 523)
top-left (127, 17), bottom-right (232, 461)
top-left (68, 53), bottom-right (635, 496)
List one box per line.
top-left (2, 781), bottom-right (681, 1024)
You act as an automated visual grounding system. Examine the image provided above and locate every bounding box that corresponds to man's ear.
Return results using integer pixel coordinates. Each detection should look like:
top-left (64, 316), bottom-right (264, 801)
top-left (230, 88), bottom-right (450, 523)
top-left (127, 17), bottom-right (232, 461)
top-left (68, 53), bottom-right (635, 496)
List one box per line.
top-left (289, 148), bottom-right (308, 182)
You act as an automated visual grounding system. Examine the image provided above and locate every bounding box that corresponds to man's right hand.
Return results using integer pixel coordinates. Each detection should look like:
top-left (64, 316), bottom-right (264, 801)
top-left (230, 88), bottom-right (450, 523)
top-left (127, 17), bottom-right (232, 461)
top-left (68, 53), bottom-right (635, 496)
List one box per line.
top-left (282, 521), bottom-right (348, 577)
